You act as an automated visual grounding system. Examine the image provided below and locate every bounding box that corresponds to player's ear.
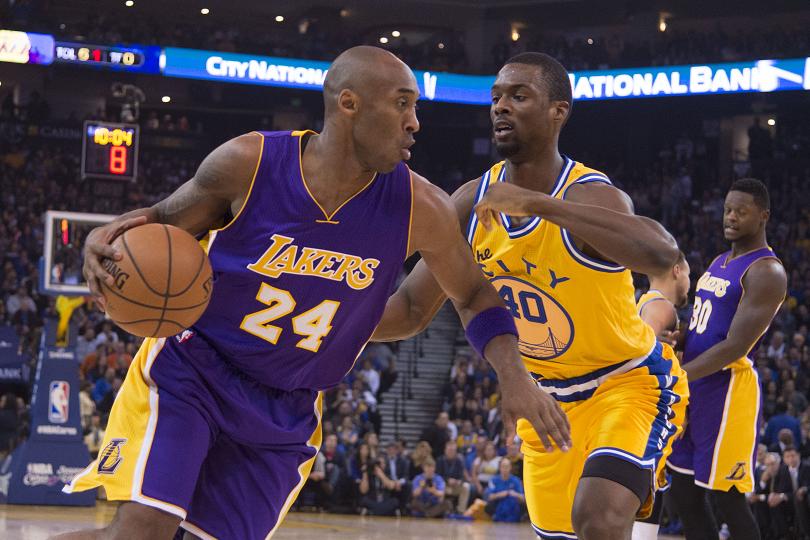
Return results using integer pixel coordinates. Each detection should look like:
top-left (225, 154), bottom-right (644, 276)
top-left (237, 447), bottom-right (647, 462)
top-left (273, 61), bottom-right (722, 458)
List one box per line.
top-left (551, 100), bottom-right (570, 126)
top-left (337, 89), bottom-right (360, 116)
top-left (762, 208), bottom-right (770, 223)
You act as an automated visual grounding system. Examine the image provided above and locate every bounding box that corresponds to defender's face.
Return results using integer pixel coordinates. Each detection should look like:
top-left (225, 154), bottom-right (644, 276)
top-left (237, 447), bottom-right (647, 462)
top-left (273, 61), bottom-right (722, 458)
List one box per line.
top-left (723, 191), bottom-right (767, 241)
top-left (354, 66), bottom-right (419, 173)
top-left (675, 259), bottom-right (691, 308)
top-left (490, 64), bottom-right (555, 159)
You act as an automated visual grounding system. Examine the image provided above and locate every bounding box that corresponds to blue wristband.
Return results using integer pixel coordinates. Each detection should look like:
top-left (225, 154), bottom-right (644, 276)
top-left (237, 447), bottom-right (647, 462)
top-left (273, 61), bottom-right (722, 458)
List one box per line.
top-left (465, 307), bottom-right (518, 358)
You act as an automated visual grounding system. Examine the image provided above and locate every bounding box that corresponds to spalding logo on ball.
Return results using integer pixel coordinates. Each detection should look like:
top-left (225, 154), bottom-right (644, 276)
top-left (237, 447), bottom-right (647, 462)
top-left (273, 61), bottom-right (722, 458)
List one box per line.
top-left (101, 223), bottom-right (213, 338)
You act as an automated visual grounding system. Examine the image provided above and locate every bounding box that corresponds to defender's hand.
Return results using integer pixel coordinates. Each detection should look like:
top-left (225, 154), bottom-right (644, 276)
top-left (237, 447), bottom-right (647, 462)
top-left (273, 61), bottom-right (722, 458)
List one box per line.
top-left (499, 371), bottom-right (571, 453)
top-left (82, 216), bottom-right (148, 310)
top-left (474, 182), bottom-right (541, 231)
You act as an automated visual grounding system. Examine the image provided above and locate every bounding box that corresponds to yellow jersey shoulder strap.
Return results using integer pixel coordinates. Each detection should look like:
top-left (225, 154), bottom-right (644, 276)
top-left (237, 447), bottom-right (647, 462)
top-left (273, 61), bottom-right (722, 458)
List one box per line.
top-left (557, 161), bottom-right (613, 201)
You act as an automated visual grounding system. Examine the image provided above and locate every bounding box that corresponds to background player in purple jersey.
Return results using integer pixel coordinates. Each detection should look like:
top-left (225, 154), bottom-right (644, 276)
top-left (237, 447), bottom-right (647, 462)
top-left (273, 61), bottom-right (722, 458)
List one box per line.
top-left (668, 178), bottom-right (787, 540)
top-left (57, 46), bottom-right (570, 540)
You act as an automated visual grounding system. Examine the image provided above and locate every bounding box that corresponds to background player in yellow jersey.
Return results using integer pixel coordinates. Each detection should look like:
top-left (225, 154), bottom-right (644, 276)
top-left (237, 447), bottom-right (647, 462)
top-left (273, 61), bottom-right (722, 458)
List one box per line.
top-left (374, 52), bottom-right (689, 539)
top-left (636, 252), bottom-right (690, 339)
top-left (632, 252), bottom-right (690, 540)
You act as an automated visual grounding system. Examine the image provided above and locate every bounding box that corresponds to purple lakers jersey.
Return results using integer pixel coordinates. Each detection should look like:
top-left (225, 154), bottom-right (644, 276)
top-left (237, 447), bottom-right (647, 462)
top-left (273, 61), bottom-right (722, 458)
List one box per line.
top-left (192, 130), bottom-right (412, 391)
top-left (683, 247), bottom-right (778, 369)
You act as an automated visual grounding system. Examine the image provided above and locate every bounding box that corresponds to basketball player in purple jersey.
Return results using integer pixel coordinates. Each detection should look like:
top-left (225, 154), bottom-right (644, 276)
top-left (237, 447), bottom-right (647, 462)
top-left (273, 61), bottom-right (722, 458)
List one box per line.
top-left (668, 178), bottom-right (786, 540)
top-left (59, 47), bottom-right (570, 540)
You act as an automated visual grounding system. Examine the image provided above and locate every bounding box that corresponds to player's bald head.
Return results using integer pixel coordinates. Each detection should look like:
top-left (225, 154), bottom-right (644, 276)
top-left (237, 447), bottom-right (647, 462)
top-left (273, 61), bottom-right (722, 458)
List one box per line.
top-left (323, 46), bottom-right (418, 115)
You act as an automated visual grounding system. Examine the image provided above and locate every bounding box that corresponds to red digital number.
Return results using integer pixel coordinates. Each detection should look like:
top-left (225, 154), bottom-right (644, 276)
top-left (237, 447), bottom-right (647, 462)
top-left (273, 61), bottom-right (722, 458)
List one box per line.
top-left (109, 146), bottom-right (127, 174)
top-left (92, 49), bottom-right (101, 62)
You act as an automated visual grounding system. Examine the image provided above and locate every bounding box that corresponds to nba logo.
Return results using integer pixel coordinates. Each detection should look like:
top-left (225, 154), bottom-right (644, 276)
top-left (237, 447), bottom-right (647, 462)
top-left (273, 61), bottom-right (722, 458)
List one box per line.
top-left (48, 381), bottom-right (70, 424)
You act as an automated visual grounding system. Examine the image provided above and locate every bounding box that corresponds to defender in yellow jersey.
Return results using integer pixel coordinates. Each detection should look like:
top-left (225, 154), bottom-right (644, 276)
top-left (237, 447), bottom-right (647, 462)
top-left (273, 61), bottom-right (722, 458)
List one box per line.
top-left (374, 53), bottom-right (688, 539)
top-left (632, 253), bottom-right (690, 540)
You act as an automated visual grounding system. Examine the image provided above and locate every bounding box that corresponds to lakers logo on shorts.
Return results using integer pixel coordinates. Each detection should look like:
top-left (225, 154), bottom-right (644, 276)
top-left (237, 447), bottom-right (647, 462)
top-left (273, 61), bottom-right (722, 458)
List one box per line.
top-left (97, 438), bottom-right (127, 475)
top-left (490, 276), bottom-right (574, 360)
top-left (726, 462), bottom-right (747, 482)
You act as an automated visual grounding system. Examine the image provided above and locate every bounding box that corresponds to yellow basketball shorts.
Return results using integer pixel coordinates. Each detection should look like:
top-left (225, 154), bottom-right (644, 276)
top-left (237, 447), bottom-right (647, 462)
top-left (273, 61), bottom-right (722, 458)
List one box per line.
top-left (520, 342), bottom-right (689, 539)
top-left (668, 365), bottom-right (760, 492)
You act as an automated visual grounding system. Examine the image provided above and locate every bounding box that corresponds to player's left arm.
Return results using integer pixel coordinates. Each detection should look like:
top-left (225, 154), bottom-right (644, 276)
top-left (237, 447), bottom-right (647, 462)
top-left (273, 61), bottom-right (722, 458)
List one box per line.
top-left (639, 300), bottom-right (678, 338)
top-left (683, 258), bottom-right (786, 381)
top-left (474, 181), bottom-right (679, 275)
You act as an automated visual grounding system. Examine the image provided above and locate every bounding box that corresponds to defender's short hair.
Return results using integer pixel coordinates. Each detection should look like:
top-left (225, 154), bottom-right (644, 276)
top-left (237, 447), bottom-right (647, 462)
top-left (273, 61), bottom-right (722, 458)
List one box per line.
top-left (505, 52), bottom-right (573, 111)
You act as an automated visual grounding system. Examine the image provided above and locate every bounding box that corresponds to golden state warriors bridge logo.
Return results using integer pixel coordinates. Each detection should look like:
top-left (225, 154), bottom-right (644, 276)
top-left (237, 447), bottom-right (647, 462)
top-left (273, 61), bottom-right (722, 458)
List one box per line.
top-left (490, 276), bottom-right (574, 360)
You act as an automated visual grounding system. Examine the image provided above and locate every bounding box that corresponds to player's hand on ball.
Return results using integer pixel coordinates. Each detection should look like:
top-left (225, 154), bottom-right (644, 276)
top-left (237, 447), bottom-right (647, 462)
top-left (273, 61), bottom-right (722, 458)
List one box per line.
top-left (499, 371), bottom-right (571, 453)
top-left (474, 182), bottom-right (540, 230)
top-left (82, 215), bottom-right (148, 310)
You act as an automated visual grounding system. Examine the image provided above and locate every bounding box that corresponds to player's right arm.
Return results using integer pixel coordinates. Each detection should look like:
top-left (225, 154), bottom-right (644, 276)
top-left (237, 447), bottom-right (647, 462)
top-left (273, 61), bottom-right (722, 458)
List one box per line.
top-left (639, 299), bottom-right (677, 338)
top-left (371, 179), bottom-right (477, 342)
top-left (82, 132), bottom-right (262, 308)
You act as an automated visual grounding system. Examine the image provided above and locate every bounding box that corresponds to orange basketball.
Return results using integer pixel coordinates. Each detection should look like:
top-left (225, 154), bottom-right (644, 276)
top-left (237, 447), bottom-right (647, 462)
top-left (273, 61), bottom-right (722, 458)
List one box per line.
top-left (101, 223), bottom-right (213, 338)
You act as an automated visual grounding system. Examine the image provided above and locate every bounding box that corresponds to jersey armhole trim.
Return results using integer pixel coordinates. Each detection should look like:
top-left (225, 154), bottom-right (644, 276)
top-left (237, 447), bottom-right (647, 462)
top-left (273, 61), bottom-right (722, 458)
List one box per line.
top-left (405, 168), bottom-right (415, 258)
top-left (204, 131), bottom-right (265, 250)
top-left (465, 170), bottom-right (491, 245)
top-left (559, 172), bottom-right (624, 272)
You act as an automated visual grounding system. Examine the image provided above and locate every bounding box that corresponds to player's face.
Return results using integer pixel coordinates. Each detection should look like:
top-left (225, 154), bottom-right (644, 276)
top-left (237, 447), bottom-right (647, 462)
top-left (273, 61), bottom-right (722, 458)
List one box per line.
top-left (354, 66), bottom-right (420, 173)
top-left (723, 191), bottom-right (768, 242)
top-left (674, 259), bottom-right (691, 307)
top-left (490, 64), bottom-right (566, 160)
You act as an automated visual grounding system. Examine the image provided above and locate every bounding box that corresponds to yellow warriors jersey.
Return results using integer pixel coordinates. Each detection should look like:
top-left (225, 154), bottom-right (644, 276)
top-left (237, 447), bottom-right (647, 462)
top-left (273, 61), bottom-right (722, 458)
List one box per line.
top-left (466, 158), bottom-right (656, 382)
top-left (637, 289), bottom-right (678, 330)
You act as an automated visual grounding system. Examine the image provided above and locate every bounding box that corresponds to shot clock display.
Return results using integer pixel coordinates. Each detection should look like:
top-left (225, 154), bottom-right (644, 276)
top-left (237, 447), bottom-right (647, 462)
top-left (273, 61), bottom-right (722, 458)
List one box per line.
top-left (81, 121), bottom-right (139, 181)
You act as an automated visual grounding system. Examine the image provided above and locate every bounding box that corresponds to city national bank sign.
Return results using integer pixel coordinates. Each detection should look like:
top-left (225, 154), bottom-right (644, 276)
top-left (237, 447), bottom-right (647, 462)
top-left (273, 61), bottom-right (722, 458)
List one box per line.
top-left (161, 47), bottom-right (810, 104)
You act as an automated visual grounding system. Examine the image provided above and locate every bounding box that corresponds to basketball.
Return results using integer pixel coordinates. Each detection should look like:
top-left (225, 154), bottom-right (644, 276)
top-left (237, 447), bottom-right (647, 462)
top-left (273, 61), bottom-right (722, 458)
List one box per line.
top-left (100, 224), bottom-right (213, 338)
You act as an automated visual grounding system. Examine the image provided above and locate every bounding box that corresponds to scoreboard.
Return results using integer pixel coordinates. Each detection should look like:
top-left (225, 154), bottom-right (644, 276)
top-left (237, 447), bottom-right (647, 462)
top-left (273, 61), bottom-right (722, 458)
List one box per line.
top-left (55, 42), bottom-right (145, 68)
top-left (81, 121), bottom-right (139, 181)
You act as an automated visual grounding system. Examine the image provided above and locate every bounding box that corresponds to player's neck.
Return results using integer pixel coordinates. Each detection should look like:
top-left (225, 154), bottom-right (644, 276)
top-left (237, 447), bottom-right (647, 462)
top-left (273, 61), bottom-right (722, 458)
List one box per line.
top-left (504, 147), bottom-right (565, 194)
top-left (302, 130), bottom-right (377, 204)
top-left (730, 231), bottom-right (768, 258)
top-left (648, 279), bottom-right (677, 306)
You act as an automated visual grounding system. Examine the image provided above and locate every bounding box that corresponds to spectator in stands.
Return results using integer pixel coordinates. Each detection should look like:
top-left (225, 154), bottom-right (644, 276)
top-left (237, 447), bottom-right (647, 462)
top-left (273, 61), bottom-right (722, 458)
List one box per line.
top-left (79, 381), bottom-right (95, 430)
top-left (337, 414), bottom-right (359, 450)
top-left (94, 321), bottom-right (119, 345)
top-left (420, 411), bottom-right (451, 458)
top-left (75, 326), bottom-right (96, 364)
top-left (383, 440), bottom-right (410, 512)
top-left (784, 446), bottom-right (810, 535)
top-left (782, 379), bottom-right (808, 415)
top-left (299, 452), bottom-right (331, 510)
top-left (408, 440), bottom-right (433, 481)
top-left (482, 456), bottom-right (525, 523)
top-left (97, 376), bottom-right (123, 415)
top-left (756, 451), bottom-right (793, 538)
top-left (768, 331), bottom-right (787, 361)
top-left (0, 392), bottom-right (20, 457)
top-left (92, 367), bottom-right (115, 404)
top-left (472, 442), bottom-right (501, 497)
top-left (359, 358), bottom-right (380, 396)
top-left (436, 440), bottom-right (471, 513)
top-left (770, 428), bottom-right (798, 455)
top-left (83, 411), bottom-right (105, 459)
top-left (358, 454), bottom-right (401, 517)
top-left (364, 431), bottom-right (380, 460)
top-left (318, 433), bottom-right (350, 511)
top-left (456, 419), bottom-right (479, 456)
top-left (448, 392), bottom-right (468, 423)
top-left (765, 402), bottom-right (802, 447)
top-left (410, 457), bottom-right (451, 518)
top-left (350, 443), bottom-right (371, 487)
top-left (5, 285), bottom-right (35, 318)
